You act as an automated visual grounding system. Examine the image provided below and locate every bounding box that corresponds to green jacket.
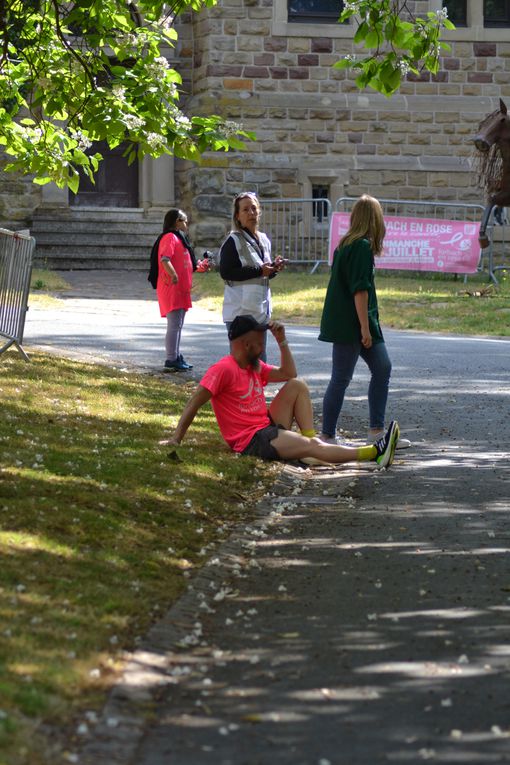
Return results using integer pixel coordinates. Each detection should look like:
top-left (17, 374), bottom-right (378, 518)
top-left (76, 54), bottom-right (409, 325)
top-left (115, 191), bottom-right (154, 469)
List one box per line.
top-left (319, 238), bottom-right (384, 345)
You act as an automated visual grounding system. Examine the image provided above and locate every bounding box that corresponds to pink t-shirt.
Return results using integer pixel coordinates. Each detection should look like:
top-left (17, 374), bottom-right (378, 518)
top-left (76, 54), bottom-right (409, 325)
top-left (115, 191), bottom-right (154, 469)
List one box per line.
top-left (157, 232), bottom-right (193, 316)
top-left (200, 355), bottom-right (274, 453)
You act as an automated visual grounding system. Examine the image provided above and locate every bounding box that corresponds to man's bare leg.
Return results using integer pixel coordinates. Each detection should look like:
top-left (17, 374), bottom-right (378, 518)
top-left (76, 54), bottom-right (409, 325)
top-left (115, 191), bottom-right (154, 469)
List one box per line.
top-left (270, 421), bottom-right (400, 469)
top-left (270, 429), bottom-right (360, 463)
top-left (269, 377), bottom-right (369, 463)
top-left (269, 378), bottom-right (314, 431)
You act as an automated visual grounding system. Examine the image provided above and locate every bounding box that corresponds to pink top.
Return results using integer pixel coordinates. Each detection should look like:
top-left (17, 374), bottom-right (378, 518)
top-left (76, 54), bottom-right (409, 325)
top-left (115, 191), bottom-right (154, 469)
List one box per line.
top-left (157, 233), bottom-right (193, 316)
top-left (200, 355), bottom-right (273, 452)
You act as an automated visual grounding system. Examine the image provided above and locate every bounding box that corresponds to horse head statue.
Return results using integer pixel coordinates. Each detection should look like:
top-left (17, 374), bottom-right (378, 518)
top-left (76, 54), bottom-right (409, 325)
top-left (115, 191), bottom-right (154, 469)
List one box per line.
top-left (473, 98), bottom-right (510, 248)
top-left (474, 98), bottom-right (510, 153)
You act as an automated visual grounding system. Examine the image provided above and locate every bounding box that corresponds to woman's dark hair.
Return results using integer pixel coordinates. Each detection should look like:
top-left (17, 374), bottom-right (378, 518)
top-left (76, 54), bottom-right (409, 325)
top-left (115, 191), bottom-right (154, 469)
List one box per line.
top-left (163, 208), bottom-right (186, 232)
top-left (159, 208), bottom-right (197, 272)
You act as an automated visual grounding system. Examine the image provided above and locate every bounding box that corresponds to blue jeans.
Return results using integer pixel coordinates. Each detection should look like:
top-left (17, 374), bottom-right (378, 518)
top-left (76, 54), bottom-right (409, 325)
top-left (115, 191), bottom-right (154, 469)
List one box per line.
top-left (322, 341), bottom-right (392, 437)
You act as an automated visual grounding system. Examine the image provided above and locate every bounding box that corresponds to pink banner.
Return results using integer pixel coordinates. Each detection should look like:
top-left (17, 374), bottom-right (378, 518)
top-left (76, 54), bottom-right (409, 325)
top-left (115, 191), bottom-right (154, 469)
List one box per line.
top-left (329, 213), bottom-right (481, 273)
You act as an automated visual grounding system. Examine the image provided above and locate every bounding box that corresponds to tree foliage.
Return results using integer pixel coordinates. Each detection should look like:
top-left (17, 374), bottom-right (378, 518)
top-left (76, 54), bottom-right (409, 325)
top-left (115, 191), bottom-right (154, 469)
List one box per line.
top-left (0, 1), bottom-right (454, 189)
top-left (336, 0), bottom-right (455, 96)
top-left (0, 0), bottom-right (254, 191)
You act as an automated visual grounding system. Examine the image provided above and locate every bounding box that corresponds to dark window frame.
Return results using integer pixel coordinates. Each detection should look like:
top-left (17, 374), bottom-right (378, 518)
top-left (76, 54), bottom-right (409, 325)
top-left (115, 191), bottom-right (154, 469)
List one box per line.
top-left (288, 0), bottom-right (345, 25)
top-left (484, 0), bottom-right (510, 27)
top-left (443, 1), bottom-right (467, 27)
top-left (312, 184), bottom-right (330, 223)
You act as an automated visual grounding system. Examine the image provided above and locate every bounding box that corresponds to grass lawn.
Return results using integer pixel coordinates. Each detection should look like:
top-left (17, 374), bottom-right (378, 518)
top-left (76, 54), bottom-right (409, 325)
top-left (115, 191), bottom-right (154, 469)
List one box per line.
top-left (0, 352), bottom-right (277, 765)
top-left (192, 268), bottom-right (510, 336)
top-left (28, 270), bottom-right (69, 309)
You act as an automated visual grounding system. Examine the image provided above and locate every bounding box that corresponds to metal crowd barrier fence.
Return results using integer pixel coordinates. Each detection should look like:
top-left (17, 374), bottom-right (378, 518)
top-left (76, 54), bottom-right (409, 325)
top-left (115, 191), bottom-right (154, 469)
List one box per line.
top-left (0, 228), bottom-right (36, 361)
top-left (335, 197), bottom-right (496, 281)
top-left (485, 207), bottom-right (510, 285)
top-left (258, 197), bottom-right (499, 278)
top-left (259, 198), bottom-right (331, 272)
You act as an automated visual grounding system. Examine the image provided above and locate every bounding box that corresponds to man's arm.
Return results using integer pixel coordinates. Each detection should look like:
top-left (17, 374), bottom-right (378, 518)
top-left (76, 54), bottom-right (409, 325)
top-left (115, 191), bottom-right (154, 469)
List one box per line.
top-left (160, 385), bottom-right (213, 445)
top-left (266, 321), bottom-right (297, 382)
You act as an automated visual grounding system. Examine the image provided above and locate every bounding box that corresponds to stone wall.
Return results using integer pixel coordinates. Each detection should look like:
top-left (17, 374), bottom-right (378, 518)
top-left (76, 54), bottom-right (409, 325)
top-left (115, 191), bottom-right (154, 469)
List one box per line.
top-left (174, 0), bottom-right (510, 250)
top-left (0, 156), bottom-right (42, 232)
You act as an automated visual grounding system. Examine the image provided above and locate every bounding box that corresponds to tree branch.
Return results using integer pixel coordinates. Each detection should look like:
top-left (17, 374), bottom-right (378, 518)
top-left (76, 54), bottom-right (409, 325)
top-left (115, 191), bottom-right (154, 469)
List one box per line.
top-left (51, 0), bottom-right (96, 88)
top-left (0, 0), bottom-right (9, 68)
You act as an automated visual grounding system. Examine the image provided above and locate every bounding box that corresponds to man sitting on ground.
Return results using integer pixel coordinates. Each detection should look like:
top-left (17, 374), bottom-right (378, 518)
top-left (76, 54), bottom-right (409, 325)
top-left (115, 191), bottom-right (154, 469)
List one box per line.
top-left (161, 315), bottom-right (399, 468)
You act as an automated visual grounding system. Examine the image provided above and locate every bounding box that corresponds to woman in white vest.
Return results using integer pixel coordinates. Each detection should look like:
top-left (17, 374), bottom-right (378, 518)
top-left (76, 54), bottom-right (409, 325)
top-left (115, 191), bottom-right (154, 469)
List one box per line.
top-left (220, 191), bottom-right (286, 360)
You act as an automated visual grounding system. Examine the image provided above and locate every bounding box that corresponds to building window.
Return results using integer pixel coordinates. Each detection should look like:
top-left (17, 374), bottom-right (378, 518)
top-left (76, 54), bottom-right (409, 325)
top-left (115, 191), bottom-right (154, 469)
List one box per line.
top-left (484, 0), bottom-right (510, 26)
top-left (312, 184), bottom-right (329, 222)
top-left (443, 1), bottom-right (467, 27)
top-left (288, 0), bottom-right (344, 24)
top-left (443, 0), bottom-right (510, 27)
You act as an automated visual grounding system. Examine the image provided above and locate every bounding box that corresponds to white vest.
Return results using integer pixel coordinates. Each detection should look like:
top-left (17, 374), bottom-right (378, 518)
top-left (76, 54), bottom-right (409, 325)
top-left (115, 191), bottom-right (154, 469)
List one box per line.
top-left (222, 230), bottom-right (272, 324)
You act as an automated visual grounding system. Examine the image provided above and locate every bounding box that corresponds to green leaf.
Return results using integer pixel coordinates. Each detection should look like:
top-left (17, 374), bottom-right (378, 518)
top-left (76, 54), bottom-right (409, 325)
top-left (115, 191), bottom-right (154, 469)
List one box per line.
top-left (333, 58), bottom-right (356, 70)
top-left (67, 172), bottom-right (80, 195)
top-left (353, 21), bottom-right (369, 44)
top-left (225, 137), bottom-right (246, 150)
top-left (386, 67), bottom-right (402, 91)
top-left (365, 29), bottom-right (382, 48)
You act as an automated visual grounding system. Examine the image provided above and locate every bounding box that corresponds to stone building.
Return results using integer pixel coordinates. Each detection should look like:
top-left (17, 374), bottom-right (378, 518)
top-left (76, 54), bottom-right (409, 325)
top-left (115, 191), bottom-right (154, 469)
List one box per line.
top-left (174, 0), bottom-right (510, 250)
top-left (1, 0), bottom-right (509, 267)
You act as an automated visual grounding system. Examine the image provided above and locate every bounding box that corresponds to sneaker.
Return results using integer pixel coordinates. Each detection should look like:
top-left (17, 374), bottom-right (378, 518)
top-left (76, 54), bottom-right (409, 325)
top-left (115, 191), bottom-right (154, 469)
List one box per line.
top-left (164, 357), bottom-right (189, 372)
top-left (178, 354), bottom-right (193, 369)
top-left (369, 430), bottom-right (411, 450)
top-left (373, 420), bottom-right (399, 469)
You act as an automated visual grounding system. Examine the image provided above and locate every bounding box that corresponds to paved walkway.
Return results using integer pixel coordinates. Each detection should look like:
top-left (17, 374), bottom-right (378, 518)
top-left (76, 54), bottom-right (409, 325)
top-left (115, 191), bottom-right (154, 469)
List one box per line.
top-left (24, 271), bottom-right (510, 764)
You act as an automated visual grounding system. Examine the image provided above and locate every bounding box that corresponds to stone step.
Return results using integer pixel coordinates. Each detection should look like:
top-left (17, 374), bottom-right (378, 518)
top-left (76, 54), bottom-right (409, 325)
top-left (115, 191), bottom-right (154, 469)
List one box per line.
top-left (34, 245), bottom-right (149, 259)
top-left (33, 257), bottom-right (149, 270)
top-left (33, 207), bottom-right (163, 222)
top-left (32, 220), bottom-right (161, 235)
top-left (31, 207), bottom-right (164, 269)
top-left (34, 231), bottom-right (157, 246)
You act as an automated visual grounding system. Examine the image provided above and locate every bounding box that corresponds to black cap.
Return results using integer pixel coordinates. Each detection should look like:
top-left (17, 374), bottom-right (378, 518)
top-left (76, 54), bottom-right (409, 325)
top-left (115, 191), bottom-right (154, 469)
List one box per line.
top-left (228, 315), bottom-right (270, 341)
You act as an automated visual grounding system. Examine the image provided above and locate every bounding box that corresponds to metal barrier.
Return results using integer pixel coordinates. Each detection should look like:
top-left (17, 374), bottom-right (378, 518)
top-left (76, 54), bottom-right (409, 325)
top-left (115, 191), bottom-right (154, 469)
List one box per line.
top-left (260, 198), bottom-right (331, 272)
top-left (0, 228), bottom-right (36, 361)
top-left (258, 196), bottom-right (500, 278)
top-left (485, 207), bottom-right (510, 284)
top-left (335, 197), bottom-right (496, 281)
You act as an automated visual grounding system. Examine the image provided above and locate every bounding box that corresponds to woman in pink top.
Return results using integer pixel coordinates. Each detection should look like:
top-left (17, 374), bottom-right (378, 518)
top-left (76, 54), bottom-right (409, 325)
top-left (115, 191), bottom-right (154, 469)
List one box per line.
top-left (156, 209), bottom-right (201, 372)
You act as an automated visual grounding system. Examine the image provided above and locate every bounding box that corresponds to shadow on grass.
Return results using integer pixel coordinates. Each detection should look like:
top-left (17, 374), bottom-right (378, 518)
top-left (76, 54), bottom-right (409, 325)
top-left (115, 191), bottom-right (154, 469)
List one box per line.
top-left (0, 352), bottom-right (273, 762)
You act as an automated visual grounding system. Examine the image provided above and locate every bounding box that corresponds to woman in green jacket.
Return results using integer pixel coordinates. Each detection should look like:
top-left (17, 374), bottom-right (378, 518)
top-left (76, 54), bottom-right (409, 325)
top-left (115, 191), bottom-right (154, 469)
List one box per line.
top-left (319, 194), bottom-right (408, 447)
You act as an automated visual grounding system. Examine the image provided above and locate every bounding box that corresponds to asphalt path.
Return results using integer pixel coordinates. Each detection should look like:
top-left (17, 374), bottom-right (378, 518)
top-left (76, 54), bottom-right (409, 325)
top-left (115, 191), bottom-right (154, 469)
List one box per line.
top-left (24, 271), bottom-right (510, 440)
top-left (23, 271), bottom-right (510, 764)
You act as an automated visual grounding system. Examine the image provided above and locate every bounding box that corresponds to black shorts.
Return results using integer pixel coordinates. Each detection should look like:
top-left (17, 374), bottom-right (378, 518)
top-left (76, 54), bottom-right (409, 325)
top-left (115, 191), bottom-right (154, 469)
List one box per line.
top-left (241, 423), bottom-right (285, 461)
